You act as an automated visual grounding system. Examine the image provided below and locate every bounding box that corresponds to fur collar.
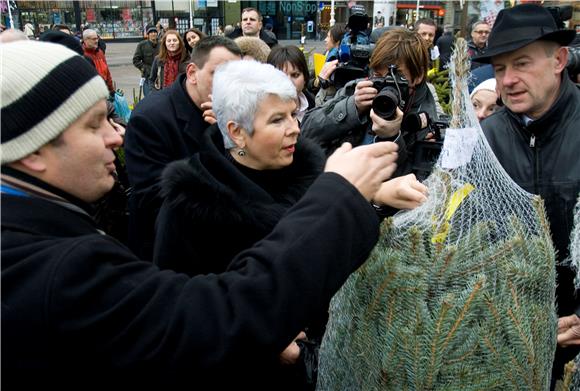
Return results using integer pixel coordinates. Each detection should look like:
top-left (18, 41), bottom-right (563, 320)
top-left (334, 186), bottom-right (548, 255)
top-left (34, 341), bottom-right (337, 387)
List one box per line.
top-left (160, 125), bottom-right (325, 231)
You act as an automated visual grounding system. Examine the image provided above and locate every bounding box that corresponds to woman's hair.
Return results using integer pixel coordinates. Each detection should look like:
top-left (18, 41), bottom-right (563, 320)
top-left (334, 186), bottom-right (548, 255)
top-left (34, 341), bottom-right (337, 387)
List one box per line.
top-left (213, 60), bottom-right (297, 149)
top-left (183, 27), bottom-right (206, 52)
top-left (157, 29), bottom-right (187, 63)
top-left (266, 45), bottom-right (310, 89)
top-left (234, 36), bottom-right (271, 63)
top-left (369, 28), bottom-right (429, 83)
top-left (328, 23), bottom-right (347, 46)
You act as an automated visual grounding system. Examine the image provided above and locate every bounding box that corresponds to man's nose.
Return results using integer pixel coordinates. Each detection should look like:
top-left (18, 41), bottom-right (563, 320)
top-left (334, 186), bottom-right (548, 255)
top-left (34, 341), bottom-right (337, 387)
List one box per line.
top-left (501, 67), bottom-right (517, 86)
top-left (104, 124), bottom-right (123, 149)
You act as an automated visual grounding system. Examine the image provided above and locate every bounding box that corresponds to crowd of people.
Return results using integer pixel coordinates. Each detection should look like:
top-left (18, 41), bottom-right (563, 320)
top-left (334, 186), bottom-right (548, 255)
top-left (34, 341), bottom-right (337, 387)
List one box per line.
top-left (2, 3), bottom-right (579, 390)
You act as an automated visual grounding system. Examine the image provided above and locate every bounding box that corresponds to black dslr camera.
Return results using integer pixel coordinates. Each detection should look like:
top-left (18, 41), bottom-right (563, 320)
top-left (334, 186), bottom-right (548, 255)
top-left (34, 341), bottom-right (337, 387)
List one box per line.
top-left (369, 65), bottom-right (410, 120)
top-left (401, 111), bottom-right (449, 180)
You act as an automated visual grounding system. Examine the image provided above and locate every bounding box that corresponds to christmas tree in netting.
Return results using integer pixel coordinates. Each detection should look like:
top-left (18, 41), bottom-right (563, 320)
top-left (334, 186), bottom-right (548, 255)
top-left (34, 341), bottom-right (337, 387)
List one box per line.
top-left (317, 39), bottom-right (557, 391)
top-left (567, 196), bottom-right (580, 390)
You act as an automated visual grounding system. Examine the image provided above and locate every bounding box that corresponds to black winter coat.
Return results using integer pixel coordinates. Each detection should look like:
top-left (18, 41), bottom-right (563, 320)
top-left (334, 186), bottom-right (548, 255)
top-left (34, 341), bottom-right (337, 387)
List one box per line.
top-left (1, 170), bottom-right (380, 390)
top-left (228, 27), bottom-right (278, 48)
top-left (132, 39), bottom-right (159, 78)
top-left (154, 125), bottom-right (325, 276)
top-left (481, 76), bottom-right (580, 383)
top-left (125, 73), bottom-right (209, 260)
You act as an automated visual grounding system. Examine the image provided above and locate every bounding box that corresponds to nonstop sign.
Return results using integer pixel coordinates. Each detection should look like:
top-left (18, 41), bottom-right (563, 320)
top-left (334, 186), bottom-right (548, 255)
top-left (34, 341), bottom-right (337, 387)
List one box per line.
top-left (279, 1), bottom-right (318, 16)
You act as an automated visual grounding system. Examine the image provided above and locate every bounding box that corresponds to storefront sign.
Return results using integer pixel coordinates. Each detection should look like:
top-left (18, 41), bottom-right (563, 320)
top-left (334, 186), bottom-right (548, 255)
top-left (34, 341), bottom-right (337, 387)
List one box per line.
top-left (279, 1), bottom-right (317, 16)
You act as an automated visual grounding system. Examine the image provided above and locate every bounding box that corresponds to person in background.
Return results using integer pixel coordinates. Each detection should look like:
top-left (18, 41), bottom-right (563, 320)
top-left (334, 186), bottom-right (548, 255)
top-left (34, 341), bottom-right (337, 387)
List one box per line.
top-left (124, 36), bottom-right (242, 261)
top-left (183, 27), bottom-right (206, 55)
top-left (474, 5), bottom-right (580, 387)
top-left (436, 24), bottom-right (455, 71)
top-left (224, 24), bottom-right (234, 36)
top-left (468, 20), bottom-right (491, 70)
top-left (470, 78), bottom-right (499, 122)
top-left (313, 24), bottom-right (346, 106)
top-left (82, 28), bottom-right (114, 94)
top-left (52, 23), bottom-right (73, 36)
top-left (23, 20), bottom-right (35, 39)
top-left (374, 11), bottom-right (385, 28)
top-left (133, 26), bottom-right (159, 97)
top-left (414, 18), bottom-right (439, 65)
top-left (155, 21), bottom-right (165, 38)
top-left (263, 23), bottom-right (277, 41)
top-left (227, 7), bottom-right (278, 48)
top-left (1, 40), bottom-right (408, 390)
top-left (267, 45), bottom-right (315, 123)
top-left (323, 23), bottom-right (346, 63)
top-left (234, 36), bottom-right (271, 62)
top-left (149, 29), bottom-right (188, 91)
top-left (413, 18), bottom-right (445, 117)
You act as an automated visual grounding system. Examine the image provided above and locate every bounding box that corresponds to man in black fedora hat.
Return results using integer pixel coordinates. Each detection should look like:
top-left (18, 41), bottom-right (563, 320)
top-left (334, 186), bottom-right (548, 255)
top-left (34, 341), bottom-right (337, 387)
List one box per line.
top-left (475, 4), bottom-right (580, 386)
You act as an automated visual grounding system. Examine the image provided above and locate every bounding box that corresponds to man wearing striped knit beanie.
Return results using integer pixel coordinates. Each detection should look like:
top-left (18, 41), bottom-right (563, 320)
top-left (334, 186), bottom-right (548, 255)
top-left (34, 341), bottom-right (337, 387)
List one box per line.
top-left (0, 40), bottom-right (406, 390)
top-left (1, 40), bottom-right (122, 201)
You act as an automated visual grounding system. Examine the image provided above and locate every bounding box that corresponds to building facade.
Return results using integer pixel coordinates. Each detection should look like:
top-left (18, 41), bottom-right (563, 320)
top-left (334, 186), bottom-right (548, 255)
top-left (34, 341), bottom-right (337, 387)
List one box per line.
top-left (4, 1), bottom-right (578, 41)
top-left (5, 0), bottom-right (376, 41)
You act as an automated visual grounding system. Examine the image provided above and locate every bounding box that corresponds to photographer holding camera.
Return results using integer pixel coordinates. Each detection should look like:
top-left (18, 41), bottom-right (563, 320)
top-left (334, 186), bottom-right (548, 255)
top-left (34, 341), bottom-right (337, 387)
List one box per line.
top-left (301, 28), bottom-right (438, 176)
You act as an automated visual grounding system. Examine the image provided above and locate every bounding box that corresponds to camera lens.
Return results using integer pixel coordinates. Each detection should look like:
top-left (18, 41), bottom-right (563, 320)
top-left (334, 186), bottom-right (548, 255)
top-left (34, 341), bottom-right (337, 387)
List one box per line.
top-left (567, 47), bottom-right (580, 77)
top-left (401, 112), bottom-right (430, 133)
top-left (372, 87), bottom-right (399, 120)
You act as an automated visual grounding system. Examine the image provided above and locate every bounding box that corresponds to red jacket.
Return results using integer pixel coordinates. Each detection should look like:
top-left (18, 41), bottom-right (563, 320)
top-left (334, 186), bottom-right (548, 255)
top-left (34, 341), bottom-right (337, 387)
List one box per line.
top-left (83, 44), bottom-right (114, 92)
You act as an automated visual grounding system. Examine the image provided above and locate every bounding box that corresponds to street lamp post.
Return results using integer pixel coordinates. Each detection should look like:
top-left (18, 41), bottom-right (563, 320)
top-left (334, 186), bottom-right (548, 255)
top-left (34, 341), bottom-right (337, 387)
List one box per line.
top-left (416, 0), bottom-right (420, 24)
top-left (330, 0), bottom-right (335, 27)
top-left (6, 0), bottom-right (14, 28)
top-left (189, 0), bottom-right (193, 29)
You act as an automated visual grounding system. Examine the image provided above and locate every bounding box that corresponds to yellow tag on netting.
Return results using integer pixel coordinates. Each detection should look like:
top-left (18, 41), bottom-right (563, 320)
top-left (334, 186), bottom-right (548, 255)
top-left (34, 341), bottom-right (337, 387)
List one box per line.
top-left (432, 183), bottom-right (475, 244)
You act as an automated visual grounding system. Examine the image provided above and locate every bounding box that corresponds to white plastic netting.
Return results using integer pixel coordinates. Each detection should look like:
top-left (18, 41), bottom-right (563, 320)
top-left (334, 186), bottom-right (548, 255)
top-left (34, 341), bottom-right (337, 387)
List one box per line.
top-left (317, 39), bottom-right (557, 390)
top-left (572, 198), bottom-right (580, 292)
top-left (568, 197), bottom-right (580, 390)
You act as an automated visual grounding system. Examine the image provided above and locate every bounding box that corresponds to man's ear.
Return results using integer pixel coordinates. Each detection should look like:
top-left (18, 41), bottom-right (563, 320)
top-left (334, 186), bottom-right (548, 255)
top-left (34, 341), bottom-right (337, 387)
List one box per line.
top-left (186, 62), bottom-right (199, 84)
top-left (227, 121), bottom-right (245, 148)
top-left (15, 150), bottom-right (48, 173)
top-left (554, 46), bottom-right (569, 73)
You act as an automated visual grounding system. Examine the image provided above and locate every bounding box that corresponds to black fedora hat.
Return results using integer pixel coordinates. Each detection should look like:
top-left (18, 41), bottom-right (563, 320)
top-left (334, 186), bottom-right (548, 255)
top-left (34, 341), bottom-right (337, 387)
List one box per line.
top-left (474, 4), bottom-right (576, 63)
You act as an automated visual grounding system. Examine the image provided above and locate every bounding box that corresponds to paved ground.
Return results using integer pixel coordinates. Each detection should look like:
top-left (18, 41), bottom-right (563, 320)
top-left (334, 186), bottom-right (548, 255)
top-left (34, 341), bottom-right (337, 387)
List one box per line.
top-left (107, 39), bottom-right (327, 105)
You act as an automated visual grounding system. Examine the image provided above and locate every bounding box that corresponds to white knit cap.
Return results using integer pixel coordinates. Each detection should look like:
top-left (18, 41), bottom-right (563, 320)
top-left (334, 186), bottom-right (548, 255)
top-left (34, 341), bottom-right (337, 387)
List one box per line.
top-left (470, 78), bottom-right (497, 99)
top-left (1, 40), bottom-right (109, 164)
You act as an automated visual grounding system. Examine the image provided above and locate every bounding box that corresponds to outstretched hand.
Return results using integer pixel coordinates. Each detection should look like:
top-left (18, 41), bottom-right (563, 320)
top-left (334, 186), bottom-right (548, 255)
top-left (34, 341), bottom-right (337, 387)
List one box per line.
top-left (373, 174), bottom-right (428, 210)
top-left (325, 142), bottom-right (398, 201)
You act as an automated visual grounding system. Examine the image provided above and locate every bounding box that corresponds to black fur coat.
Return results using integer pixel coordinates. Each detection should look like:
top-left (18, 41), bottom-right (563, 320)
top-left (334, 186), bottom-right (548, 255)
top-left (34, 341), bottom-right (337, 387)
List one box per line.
top-left (154, 124), bottom-right (325, 276)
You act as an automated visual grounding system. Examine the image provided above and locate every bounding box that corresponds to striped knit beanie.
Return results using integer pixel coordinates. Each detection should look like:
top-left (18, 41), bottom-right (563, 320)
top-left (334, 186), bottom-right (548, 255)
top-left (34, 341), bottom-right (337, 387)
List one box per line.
top-left (1, 40), bottom-right (109, 164)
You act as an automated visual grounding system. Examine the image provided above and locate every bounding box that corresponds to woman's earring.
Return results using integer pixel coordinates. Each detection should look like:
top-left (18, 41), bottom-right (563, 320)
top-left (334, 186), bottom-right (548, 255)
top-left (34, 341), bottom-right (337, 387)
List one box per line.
top-left (237, 148), bottom-right (246, 157)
